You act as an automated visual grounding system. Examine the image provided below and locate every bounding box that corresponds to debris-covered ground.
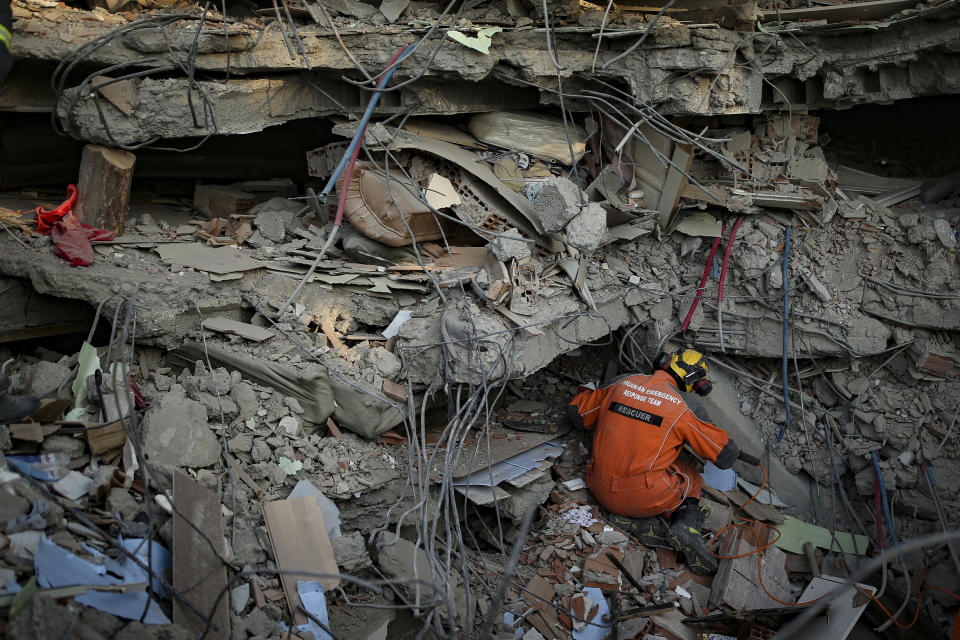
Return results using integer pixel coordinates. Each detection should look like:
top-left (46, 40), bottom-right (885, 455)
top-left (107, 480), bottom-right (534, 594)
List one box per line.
top-left (0, 0), bottom-right (959, 637)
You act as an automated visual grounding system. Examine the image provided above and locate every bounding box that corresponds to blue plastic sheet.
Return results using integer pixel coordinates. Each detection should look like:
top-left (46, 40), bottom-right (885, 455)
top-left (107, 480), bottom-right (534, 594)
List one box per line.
top-left (34, 538), bottom-right (171, 623)
top-left (296, 581), bottom-right (334, 640)
top-left (572, 587), bottom-right (611, 640)
top-left (701, 461), bottom-right (736, 491)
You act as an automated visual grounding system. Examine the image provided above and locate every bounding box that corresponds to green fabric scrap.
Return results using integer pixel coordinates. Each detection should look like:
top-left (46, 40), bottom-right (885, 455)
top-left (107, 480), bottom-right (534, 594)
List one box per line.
top-left (773, 515), bottom-right (869, 555)
top-left (447, 27), bottom-right (503, 54)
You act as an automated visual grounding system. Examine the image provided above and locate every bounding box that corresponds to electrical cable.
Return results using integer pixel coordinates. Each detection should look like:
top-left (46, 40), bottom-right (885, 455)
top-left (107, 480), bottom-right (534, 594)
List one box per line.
top-left (710, 461), bottom-right (960, 635)
top-left (777, 225), bottom-right (791, 443)
top-left (872, 450), bottom-right (913, 632)
top-left (681, 232), bottom-right (723, 333)
top-left (275, 44), bottom-right (412, 318)
top-left (874, 477), bottom-right (888, 600)
top-left (716, 215), bottom-right (744, 352)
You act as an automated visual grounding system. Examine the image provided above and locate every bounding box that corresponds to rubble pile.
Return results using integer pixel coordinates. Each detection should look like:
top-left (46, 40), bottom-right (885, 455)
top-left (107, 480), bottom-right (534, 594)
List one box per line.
top-left (0, 0), bottom-right (959, 636)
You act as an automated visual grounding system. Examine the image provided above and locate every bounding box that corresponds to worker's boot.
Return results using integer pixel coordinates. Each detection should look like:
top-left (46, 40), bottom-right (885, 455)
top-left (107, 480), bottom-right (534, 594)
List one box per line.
top-left (668, 500), bottom-right (718, 576)
top-left (0, 374), bottom-right (41, 424)
top-left (608, 513), bottom-right (672, 548)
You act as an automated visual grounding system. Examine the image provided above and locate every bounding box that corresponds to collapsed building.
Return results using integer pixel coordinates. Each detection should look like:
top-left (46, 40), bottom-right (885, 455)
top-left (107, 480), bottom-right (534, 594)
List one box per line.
top-left (0, 0), bottom-right (959, 636)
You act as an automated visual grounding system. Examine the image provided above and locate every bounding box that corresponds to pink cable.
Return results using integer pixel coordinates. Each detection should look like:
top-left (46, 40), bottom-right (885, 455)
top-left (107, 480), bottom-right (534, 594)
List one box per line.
top-left (680, 225), bottom-right (724, 332)
top-left (716, 215), bottom-right (745, 306)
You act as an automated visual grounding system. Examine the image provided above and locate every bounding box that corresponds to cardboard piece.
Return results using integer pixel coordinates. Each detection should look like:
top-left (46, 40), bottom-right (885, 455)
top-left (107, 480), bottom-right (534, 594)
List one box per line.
top-left (52, 471), bottom-right (93, 501)
top-left (789, 575), bottom-right (876, 640)
top-left (288, 480), bottom-right (342, 540)
top-left (156, 243), bottom-right (264, 274)
top-left (263, 497), bottom-right (340, 624)
top-left (424, 173), bottom-right (462, 209)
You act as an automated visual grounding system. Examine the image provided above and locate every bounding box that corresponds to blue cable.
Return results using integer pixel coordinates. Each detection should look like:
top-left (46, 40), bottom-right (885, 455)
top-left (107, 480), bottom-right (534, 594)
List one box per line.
top-left (873, 451), bottom-right (901, 551)
top-left (777, 226), bottom-right (792, 443)
top-left (319, 44), bottom-right (415, 198)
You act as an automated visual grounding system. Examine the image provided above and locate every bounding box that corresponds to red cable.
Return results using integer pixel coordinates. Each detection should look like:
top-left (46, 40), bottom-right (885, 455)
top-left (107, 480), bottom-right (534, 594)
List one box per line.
top-left (333, 46), bottom-right (408, 227)
top-left (716, 215), bottom-right (744, 307)
top-left (680, 224), bottom-right (724, 332)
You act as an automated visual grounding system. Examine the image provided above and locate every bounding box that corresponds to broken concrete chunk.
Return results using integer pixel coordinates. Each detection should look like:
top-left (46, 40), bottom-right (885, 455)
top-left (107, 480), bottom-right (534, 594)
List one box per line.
top-left (325, 0), bottom-right (379, 19)
top-left (42, 434), bottom-right (86, 459)
top-left (534, 176), bottom-right (582, 232)
top-left (801, 271), bottom-right (832, 302)
top-left (379, 0), bottom-right (409, 22)
top-left (377, 534), bottom-right (436, 603)
top-left (933, 218), bottom-right (957, 249)
top-left (202, 317), bottom-right (275, 343)
top-left (487, 228), bottom-right (532, 261)
top-left (25, 360), bottom-right (72, 396)
top-left (499, 474), bottom-right (554, 523)
top-left (141, 390), bottom-right (221, 468)
top-left (331, 531), bottom-right (373, 572)
top-left (231, 583), bottom-right (250, 614)
top-left (368, 346), bottom-right (402, 380)
top-left (253, 207), bottom-right (296, 243)
top-left (230, 382), bottom-right (259, 417)
top-left (278, 415), bottom-right (300, 436)
top-left (563, 203), bottom-right (607, 252)
top-left (106, 487), bottom-right (141, 521)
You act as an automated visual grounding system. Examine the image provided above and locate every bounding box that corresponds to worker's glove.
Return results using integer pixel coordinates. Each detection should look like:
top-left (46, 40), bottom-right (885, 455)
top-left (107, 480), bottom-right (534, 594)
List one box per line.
top-left (738, 451), bottom-right (761, 466)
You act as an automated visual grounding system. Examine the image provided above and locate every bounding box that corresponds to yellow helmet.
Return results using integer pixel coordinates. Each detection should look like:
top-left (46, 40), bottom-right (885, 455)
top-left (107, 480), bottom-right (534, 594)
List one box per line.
top-left (660, 349), bottom-right (713, 395)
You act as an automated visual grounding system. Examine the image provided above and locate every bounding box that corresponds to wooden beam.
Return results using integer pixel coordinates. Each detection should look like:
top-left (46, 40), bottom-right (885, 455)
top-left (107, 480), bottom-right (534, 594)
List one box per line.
top-left (86, 420), bottom-right (127, 455)
top-left (74, 144), bottom-right (136, 235)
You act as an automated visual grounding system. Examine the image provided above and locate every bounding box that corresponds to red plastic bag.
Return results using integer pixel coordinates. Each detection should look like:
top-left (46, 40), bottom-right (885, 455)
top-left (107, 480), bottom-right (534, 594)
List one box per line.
top-left (32, 185), bottom-right (114, 267)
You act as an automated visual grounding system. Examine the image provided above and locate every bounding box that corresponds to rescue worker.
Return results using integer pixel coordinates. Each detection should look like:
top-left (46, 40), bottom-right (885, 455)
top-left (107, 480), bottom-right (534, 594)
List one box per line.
top-left (566, 348), bottom-right (758, 575)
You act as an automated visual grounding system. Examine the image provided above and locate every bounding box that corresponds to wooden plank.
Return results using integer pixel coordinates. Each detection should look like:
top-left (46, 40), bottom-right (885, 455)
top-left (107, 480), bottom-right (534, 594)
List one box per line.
top-left (262, 496), bottom-right (340, 625)
top-left (710, 528), bottom-right (794, 611)
top-left (228, 456), bottom-right (264, 498)
top-left (9, 423), bottom-right (44, 442)
top-left (722, 488), bottom-right (785, 524)
top-left (381, 379), bottom-right (407, 402)
top-left (172, 472), bottom-right (230, 640)
top-left (325, 417), bottom-right (342, 438)
top-left (86, 420), bottom-right (127, 455)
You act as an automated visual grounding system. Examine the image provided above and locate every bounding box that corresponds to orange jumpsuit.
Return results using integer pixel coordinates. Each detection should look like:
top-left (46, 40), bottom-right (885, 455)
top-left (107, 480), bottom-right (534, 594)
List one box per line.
top-left (568, 370), bottom-right (738, 518)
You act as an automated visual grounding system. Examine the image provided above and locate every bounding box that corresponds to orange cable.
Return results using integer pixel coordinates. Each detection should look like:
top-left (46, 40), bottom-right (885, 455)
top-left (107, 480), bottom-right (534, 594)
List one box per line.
top-left (706, 462), bottom-right (960, 627)
top-left (708, 462), bottom-right (828, 608)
